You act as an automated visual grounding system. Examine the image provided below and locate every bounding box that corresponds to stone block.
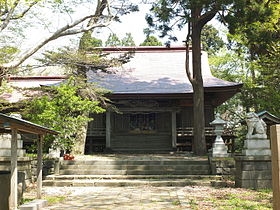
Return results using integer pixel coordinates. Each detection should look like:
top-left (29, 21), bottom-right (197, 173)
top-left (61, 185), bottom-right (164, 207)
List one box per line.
top-left (0, 140), bottom-right (23, 148)
top-left (211, 143), bottom-right (229, 157)
top-left (19, 204), bottom-right (37, 210)
top-left (236, 179), bottom-right (272, 189)
top-left (216, 167), bottom-right (231, 175)
top-left (19, 199), bottom-right (48, 210)
top-left (0, 148), bottom-right (26, 157)
top-left (242, 149), bottom-right (271, 156)
top-left (0, 172), bottom-right (10, 210)
top-left (240, 170), bottom-right (271, 180)
top-left (244, 139), bottom-right (270, 149)
top-left (242, 162), bottom-right (271, 171)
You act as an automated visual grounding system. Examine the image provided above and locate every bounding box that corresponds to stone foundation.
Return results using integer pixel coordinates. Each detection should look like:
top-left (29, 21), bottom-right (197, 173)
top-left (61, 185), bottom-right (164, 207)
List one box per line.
top-left (242, 139), bottom-right (271, 156)
top-left (0, 134), bottom-right (26, 157)
top-left (235, 155), bottom-right (271, 189)
top-left (31, 158), bottom-right (60, 179)
top-left (0, 157), bottom-right (59, 184)
top-left (209, 157), bottom-right (235, 175)
top-left (0, 157), bottom-right (33, 184)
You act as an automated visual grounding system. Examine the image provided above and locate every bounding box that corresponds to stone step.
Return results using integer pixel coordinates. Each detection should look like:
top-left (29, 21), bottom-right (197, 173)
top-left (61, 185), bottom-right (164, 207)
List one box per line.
top-left (60, 164), bottom-right (210, 171)
top-left (43, 176), bottom-right (224, 187)
top-left (61, 160), bottom-right (209, 166)
top-left (43, 179), bottom-right (209, 187)
top-left (59, 169), bottom-right (210, 175)
top-left (45, 174), bottom-right (221, 180)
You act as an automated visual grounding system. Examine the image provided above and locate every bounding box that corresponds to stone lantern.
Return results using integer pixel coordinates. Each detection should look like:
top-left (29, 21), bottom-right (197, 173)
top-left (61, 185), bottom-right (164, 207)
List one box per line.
top-left (209, 113), bottom-right (229, 157)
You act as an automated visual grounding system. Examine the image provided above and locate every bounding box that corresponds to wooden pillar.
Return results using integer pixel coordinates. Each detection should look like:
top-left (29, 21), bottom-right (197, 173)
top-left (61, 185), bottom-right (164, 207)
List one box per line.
top-left (37, 134), bottom-right (43, 199)
top-left (271, 125), bottom-right (280, 210)
top-left (10, 129), bottom-right (18, 210)
top-left (172, 111), bottom-right (177, 148)
top-left (106, 112), bottom-right (111, 148)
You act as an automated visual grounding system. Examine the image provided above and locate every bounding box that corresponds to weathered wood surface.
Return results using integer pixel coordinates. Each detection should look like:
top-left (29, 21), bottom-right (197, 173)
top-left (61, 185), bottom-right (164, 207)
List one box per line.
top-left (10, 129), bottom-right (18, 210)
top-left (106, 112), bottom-right (111, 148)
top-left (37, 135), bottom-right (43, 199)
top-left (271, 125), bottom-right (280, 210)
top-left (172, 111), bottom-right (177, 148)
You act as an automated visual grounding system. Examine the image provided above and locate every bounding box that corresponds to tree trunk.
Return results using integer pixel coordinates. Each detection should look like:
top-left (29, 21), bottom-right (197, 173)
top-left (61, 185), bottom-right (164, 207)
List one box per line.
top-left (191, 21), bottom-right (207, 155)
top-left (72, 114), bottom-right (89, 155)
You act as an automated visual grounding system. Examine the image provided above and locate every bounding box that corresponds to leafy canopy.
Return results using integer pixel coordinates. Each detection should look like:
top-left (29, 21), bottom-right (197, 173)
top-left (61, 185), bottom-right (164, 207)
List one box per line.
top-left (140, 36), bottom-right (162, 46)
top-left (105, 33), bottom-right (136, 46)
top-left (201, 24), bottom-right (224, 56)
top-left (23, 77), bottom-right (106, 151)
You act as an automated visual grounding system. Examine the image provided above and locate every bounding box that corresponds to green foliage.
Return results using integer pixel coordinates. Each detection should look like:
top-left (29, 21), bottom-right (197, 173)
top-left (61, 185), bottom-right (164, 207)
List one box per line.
top-left (121, 33), bottom-right (135, 46)
top-left (0, 46), bottom-right (19, 63)
top-left (105, 33), bottom-right (122, 47)
top-left (37, 47), bottom-right (132, 78)
top-left (44, 196), bottom-right (66, 204)
top-left (105, 33), bottom-right (136, 47)
top-left (224, 0), bottom-right (280, 59)
top-left (201, 24), bottom-right (224, 56)
top-left (23, 77), bottom-right (106, 152)
top-left (210, 47), bottom-right (280, 150)
top-left (204, 190), bottom-right (272, 209)
top-left (79, 31), bottom-right (103, 50)
top-left (140, 36), bottom-right (163, 46)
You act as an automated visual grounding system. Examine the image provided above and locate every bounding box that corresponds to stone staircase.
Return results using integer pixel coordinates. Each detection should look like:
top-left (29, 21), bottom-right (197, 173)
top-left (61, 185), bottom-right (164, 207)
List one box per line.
top-left (43, 156), bottom-right (227, 187)
top-left (59, 159), bottom-right (210, 175)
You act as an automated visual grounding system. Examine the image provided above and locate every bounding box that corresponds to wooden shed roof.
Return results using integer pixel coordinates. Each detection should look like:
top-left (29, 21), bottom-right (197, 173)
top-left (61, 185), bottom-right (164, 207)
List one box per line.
top-left (0, 113), bottom-right (59, 135)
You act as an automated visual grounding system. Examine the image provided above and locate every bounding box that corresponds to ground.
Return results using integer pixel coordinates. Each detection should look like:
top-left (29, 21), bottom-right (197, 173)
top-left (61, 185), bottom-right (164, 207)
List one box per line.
top-left (23, 185), bottom-right (272, 209)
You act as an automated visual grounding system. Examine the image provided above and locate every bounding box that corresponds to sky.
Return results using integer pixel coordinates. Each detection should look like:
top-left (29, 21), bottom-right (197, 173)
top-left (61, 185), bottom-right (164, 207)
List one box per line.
top-left (93, 4), bottom-right (187, 46)
top-left (20, 1), bottom-right (227, 69)
top-left (92, 4), bottom-right (226, 46)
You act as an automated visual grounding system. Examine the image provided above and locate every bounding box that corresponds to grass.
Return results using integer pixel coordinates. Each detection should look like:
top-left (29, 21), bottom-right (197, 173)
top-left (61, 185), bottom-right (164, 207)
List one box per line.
top-left (43, 196), bottom-right (66, 204)
top-left (202, 190), bottom-right (272, 209)
top-left (21, 195), bottom-right (66, 206)
top-left (20, 198), bottom-right (34, 204)
top-left (171, 200), bottom-right (180, 205)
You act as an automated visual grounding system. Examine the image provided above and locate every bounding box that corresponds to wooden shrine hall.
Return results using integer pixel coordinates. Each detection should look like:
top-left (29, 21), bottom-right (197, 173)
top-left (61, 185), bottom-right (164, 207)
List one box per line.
top-left (85, 46), bottom-right (242, 153)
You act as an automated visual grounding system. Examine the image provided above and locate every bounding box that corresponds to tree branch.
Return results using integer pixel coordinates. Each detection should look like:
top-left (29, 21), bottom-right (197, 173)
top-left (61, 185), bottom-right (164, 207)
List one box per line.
top-left (0, 0), bottom-right (19, 31)
top-left (0, 1), bottom-right (38, 32)
top-left (198, 9), bottom-right (218, 27)
top-left (3, 14), bottom-right (113, 69)
top-left (9, 1), bottom-right (37, 20)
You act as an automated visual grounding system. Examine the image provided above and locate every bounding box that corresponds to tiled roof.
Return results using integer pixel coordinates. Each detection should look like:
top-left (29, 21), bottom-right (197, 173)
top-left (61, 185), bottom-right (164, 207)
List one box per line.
top-left (88, 47), bottom-right (242, 94)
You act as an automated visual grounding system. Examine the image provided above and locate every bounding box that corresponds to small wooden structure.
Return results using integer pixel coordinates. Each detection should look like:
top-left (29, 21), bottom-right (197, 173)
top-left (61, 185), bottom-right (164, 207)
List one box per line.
top-left (0, 113), bottom-right (59, 210)
top-left (257, 111), bottom-right (280, 139)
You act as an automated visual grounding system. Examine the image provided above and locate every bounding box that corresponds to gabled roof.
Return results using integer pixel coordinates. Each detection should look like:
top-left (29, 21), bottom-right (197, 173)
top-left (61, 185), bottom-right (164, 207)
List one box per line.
top-left (257, 111), bottom-right (280, 124)
top-left (0, 113), bottom-right (59, 135)
top-left (88, 46), bottom-right (242, 94)
top-left (0, 76), bottom-right (67, 103)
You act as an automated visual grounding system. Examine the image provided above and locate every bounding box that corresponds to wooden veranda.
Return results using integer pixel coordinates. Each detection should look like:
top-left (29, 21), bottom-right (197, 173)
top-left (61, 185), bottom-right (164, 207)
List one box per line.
top-left (0, 113), bottom-right (59, 210)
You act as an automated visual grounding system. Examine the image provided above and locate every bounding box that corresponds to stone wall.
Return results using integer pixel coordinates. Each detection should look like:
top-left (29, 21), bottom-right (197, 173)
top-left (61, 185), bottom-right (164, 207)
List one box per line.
top-left (0, 157), bottom-right (33, 184)
top-left (209, 157), bottom-right (235, 175)
top-left (235, 156), bottom-right (272, 189)
top-left (0, 157), bottom-right (59, 185)
top-left (31, 158), bottom-right (60, 180)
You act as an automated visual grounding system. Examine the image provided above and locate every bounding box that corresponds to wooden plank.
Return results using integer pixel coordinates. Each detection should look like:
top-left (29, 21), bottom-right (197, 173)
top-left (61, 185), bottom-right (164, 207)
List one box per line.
top-left (10, 129), bottom-right (18, 210)
top-left (271, 125), bottom-right (280, 210)
top-left (172, 111), bottom-right (177, 148)
top-left (37, 135), bottom-right (43, 199)
top-left (106, 112), bottom-right (111, 148)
